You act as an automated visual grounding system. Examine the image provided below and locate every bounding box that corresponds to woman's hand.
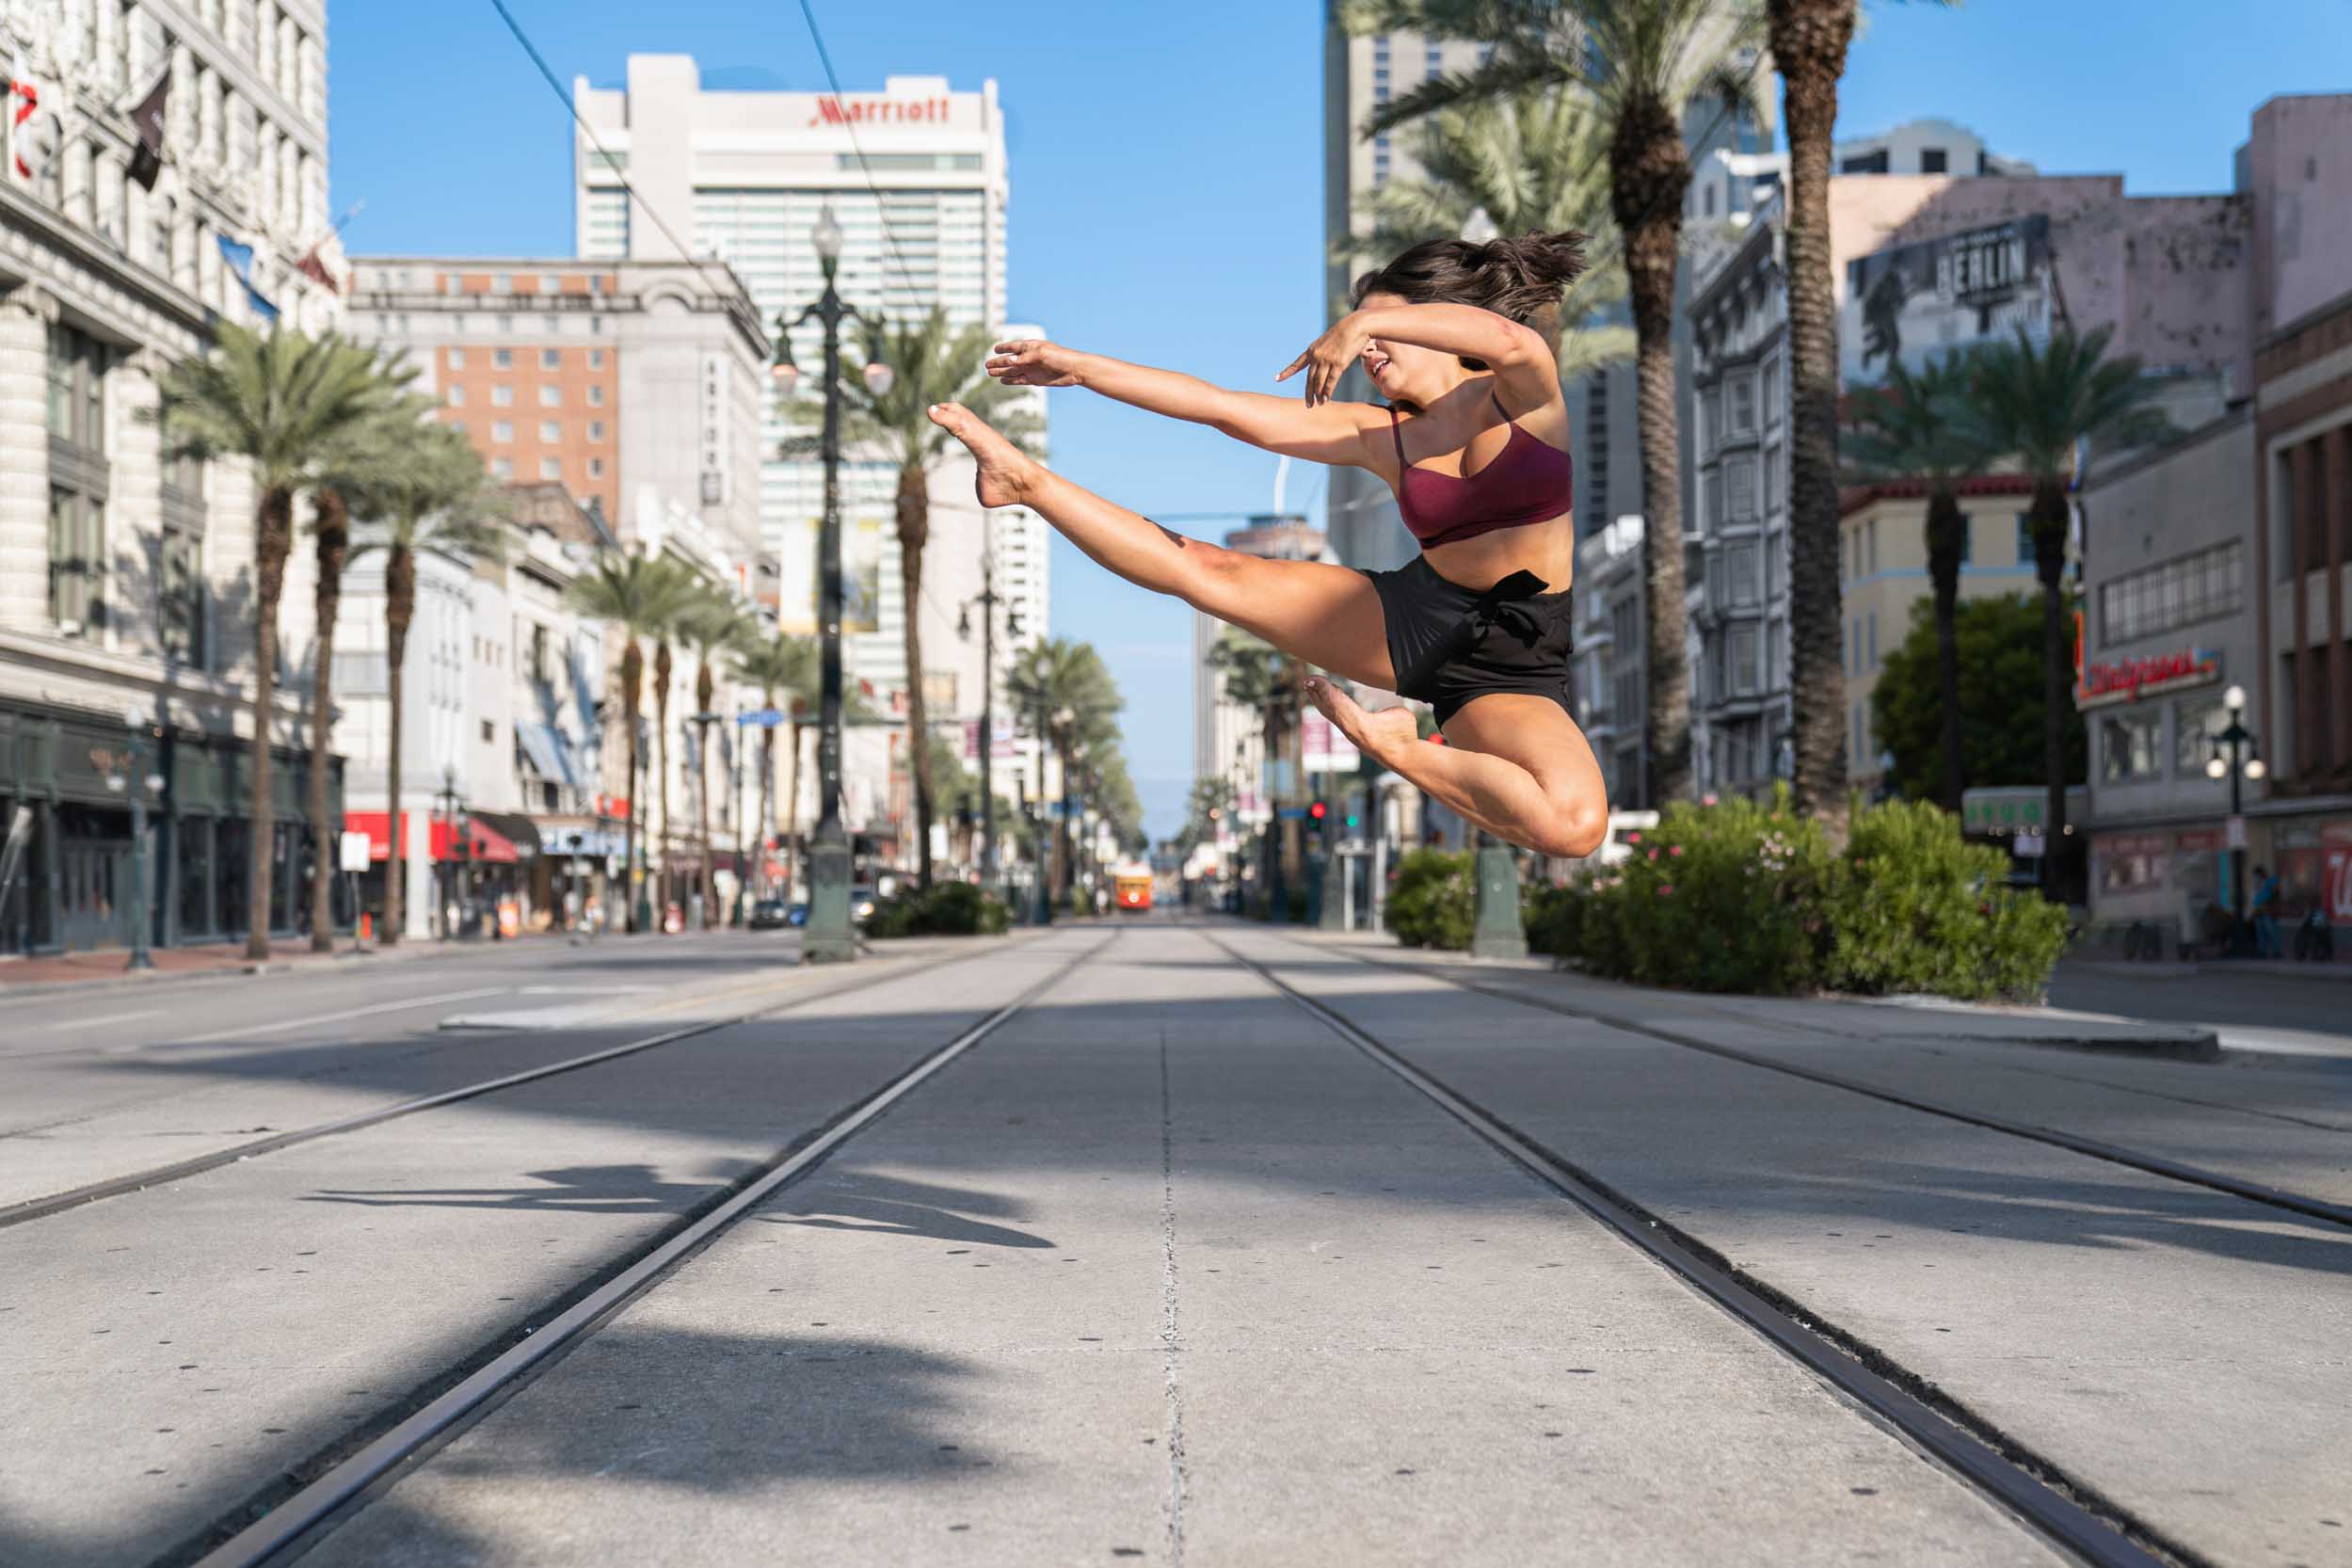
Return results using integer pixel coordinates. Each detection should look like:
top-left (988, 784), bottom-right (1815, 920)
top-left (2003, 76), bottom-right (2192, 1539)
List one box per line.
top-left (1276, 312), bottom-right (1370, 408)
top-left (986, 340), bottom-right (1083, 388)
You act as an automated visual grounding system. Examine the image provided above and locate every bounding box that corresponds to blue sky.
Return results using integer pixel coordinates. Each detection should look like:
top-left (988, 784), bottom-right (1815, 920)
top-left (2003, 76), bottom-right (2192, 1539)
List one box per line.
top-left (329, 0), bottom-right (2351, 840)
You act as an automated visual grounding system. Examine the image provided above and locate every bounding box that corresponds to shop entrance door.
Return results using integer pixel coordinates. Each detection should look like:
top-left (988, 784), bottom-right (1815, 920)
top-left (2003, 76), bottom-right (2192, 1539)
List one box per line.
top-left (57, 836), bottom-right (131, 951)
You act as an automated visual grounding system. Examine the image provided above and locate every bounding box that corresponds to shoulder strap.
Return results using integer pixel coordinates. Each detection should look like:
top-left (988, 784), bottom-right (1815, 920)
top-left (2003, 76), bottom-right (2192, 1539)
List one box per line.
top-left (1490, 388), bottom-right (1514, 424)
top-left (1386, 403), bottom-right (1409, 469)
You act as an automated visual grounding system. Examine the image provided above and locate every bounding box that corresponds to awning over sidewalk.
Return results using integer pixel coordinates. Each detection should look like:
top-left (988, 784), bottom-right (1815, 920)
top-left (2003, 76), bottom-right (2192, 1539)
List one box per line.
top-left (344, 811), bottom-right (524, 865)
top-left (515, 723), bottom-right (584, 792)
top-left (467, 809), bottom-right (542, 857)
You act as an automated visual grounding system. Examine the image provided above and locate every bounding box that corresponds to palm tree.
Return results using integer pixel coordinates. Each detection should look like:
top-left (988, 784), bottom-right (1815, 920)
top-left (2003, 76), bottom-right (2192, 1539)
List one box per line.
top-left (343, 419), bottom-right (506, 944)
top-left (1208, 628), bottom-right (1305, 906)
top-left (1008, 639), bottom-right (1120, 900)
top-left (1767, 0), bottom-right (1860, 822)
top-left (731, 631), bottom-right (817, 899)
top-left (1943, 325), bottom-right (2176, 862)
top-left (1351, 0), bottom-right (1768, 806)
top-left (1843, 354), bottom-right (1980, 811)
top-left (1340, 86), bottom-right (1634, 379)
top-left (640, 558), bottom-right (703, 926)
top-left (679, 590), bottom-right (755, 923)
top-left (813, 307), bottom-right (1042, 890)
top-left (152, 325), bottom-right (401, 960)
top-left (303, 366), bottom-right (424, 952)
top-left (568, 552), bottom-right (695, 933)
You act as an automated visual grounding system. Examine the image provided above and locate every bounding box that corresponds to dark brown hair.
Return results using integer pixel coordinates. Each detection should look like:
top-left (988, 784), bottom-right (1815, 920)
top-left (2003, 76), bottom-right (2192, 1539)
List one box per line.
top-left (1351, 230), bottom-right (1589, 361)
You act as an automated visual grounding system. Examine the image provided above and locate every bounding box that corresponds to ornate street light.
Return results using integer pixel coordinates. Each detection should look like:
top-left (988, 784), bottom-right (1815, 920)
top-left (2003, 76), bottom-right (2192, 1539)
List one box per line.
top-left (776, 202), bottom-right (888, 964)
top-left (104, 705), bottom-right (166, 971)
top-left (2204, 682), bottom-right (2265, 919)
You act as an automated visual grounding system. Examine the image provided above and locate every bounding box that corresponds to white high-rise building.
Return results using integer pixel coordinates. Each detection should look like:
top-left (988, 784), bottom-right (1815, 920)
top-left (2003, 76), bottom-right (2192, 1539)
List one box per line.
top-left (570, 56), bottom-right (1048, 773)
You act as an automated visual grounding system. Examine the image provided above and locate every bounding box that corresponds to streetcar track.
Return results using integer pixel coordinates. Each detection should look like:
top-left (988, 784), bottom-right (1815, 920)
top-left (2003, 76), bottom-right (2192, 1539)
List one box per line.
top-left (1205, 930), bottom-right (2194, 1568)
top-left (1294, 936), bottom-right (2352, 1233)
top-left (0, 932), bottom-right (1060, 1231)
top-left (168, 928), bottom-right (1116, 1568)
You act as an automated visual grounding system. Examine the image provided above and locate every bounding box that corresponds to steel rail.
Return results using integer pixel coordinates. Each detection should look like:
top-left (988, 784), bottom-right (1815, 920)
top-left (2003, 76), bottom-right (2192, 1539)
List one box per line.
top-left (2, 933), bottom-right (1059, 1231)
top-left (181, 928), bottom-right (1115, 1568)
top-left (1208, 931), bottom-right (2190, 1568)
top-left (1300, 936), bottom-right (2352, 1234)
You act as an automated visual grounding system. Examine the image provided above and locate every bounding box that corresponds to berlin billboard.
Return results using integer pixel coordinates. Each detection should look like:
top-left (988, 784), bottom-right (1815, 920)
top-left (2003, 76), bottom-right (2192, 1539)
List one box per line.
top-left (1842, 214), bottom-right (2056, 384)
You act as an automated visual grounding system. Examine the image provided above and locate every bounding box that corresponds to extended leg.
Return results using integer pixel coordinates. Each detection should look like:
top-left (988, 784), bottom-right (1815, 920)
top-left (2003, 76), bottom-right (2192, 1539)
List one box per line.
top-left (930, 403), bottom-right (1396, 688)
top-left (1308, 679), bottom-right (1608, 860)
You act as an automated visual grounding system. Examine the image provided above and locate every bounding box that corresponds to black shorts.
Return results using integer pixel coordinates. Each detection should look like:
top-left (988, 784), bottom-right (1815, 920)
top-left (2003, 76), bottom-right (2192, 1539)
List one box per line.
top-left (1360, 555), bottom-right (1575, 728)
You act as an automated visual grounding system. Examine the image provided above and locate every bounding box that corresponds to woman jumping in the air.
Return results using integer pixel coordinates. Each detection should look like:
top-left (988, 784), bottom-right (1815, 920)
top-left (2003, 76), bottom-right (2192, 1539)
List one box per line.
top-left (926, 231), bottom-right (1608, 860)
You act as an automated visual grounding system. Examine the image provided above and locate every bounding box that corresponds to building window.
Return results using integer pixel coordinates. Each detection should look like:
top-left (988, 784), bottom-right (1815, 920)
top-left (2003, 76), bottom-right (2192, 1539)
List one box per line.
top-left (1731, 625), bottom-right (1761, 695)
top-left (1761, 359), bottom-right (1781, 425)
top-left (448, 347), bottom-right (465, 369)
top-left (493, 348), bottom-right (512, 369)
top-left (529, 622), bottom-right (549, 684)
top-left (2175, 696), bottom-right (2231, 776)
top-left (481, 719), bottom-right (495, 743)
top-left (490, 456), bottom-right (511, 479)
top-left (446, 384), bottom-right (465, 408)
top-left (544, 315), bottom-right (560, 335)
top-left (588, 349), bottom-right (605, 369)
top-left (588, 456), bottom-right (605, 479)
top-left (47, 324), bottom-right (108, 451)
top-left (1865, 519), bottom-right (1879, 574)
top-left (1920, 147), bottom-right (1948, 174)
top-left (2015, 514), bottom-right (2037, 568)
top-left (1725, 456), bottom-right (1755, 521)
top-left (541, 348), bottom-right (560, 369)
top-left (492, 273), bottom-right (511, 293)
top-left (1956, 518), bottom-right (1973, 567)
top-left (1867, 609), bottom-right (1878, 667)
top-left (538, 420), bottom-right (560, 442)
top-left (1701, 387), bottom-right (1722, 453)
top-left (539, 456), bottom-right (560, 480)
top-left (491, 421), bottom-right (513, 442)
top-left (2099, 712), bottom-right (2162, 782)
top-left (538, 385), bottom-right (560, 408)
top-left (587, 421), bottom-right (605, 441)
top-left (1728, 541), bottom-right (1761, 607)
top-left (1728, 374), bottom-right (1754, 435)
top-left (48, 488), bottom-right (104, 633)
top-left (2099, 540), bottom-right (2244, 644)
top-left (587, 385), bottom-right (605, 407)
top-left (491, 384), bottom-right (514, 407)
top-left (495, 313), bottom-right (513, 333)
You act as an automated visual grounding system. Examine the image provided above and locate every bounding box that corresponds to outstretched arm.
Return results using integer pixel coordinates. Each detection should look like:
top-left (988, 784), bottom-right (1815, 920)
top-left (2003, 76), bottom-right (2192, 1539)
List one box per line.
top-left (988, 341), bottom-right (1387, 469)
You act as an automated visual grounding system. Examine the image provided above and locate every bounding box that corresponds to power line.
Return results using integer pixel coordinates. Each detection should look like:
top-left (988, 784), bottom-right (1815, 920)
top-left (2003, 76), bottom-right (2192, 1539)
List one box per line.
top-left (484, 0), bottom-right (749, 326)
top-left (792, 0), bottom-right (925, 316)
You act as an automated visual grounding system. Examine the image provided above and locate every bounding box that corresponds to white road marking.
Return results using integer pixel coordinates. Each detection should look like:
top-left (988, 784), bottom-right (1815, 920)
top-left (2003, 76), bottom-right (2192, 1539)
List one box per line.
top-left (171, 988), bottom-right (517, 1045)
top-left (38, 1009), bottom-right (160, 1031)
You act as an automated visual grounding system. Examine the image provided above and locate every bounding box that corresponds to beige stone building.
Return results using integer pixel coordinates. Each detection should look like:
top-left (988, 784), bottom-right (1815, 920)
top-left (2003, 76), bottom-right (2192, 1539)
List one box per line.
top-left (1, 0), bottom-right (347, 956)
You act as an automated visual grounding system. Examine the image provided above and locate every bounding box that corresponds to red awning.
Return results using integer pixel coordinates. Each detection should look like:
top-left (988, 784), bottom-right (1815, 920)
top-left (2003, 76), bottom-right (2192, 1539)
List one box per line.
top-left (344, 811), bottom-right (523, 865)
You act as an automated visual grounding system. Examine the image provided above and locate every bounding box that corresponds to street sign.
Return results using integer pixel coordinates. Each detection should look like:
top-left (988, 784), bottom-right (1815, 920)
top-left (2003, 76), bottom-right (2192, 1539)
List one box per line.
top-left (2014, 831), bottom-right (2046, 857)
top-left (338, 830), bottom-right (372, 873)
top-left (2226, 815), bottom-right (2248, 850)
top-left (738, 708), bottom-right (788, 728)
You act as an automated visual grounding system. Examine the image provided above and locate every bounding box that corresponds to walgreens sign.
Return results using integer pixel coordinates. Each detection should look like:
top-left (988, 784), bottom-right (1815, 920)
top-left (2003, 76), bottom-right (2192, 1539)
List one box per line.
top-left (2077, 646), bottom-right (2220, 708)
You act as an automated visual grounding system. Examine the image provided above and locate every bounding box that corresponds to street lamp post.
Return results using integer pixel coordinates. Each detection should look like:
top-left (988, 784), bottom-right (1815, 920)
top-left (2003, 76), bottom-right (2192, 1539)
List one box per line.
top-left (435, 765), bottom-right (460, 942)
top-left (772, 203), bottom-right (889, 965)
top-left (2204, 682), bottom-right (2266, 920)
top-left (104, 708), bottom-right (166, 971)
top-left (688, 710), bottom-right (722, 931)
top-left (956, 539), bottom-right (1003, 884)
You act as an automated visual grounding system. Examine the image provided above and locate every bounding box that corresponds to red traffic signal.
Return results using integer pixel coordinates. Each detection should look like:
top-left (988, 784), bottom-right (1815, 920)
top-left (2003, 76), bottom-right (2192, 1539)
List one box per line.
top-left (1309, 800), bottom-right (1327, 821)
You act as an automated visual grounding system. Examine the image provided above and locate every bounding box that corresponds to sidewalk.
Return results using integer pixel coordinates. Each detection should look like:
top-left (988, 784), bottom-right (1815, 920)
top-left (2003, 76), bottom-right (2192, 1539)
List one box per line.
top-left (2064, 954), bottom-right (2352, 982)
top-left (0, 927), bottom-right (565, 996)
top-left (1281, 927), bottom-right (2224, 1058)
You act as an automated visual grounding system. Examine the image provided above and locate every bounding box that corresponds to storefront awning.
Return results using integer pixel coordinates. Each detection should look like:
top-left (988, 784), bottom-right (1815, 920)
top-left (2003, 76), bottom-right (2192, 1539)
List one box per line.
top-left (344, 810), bottom-right (523, 865)
top-left (515, 723), bottom-right (583, 792)
top-left (466, 809), bottom-right (541, 857)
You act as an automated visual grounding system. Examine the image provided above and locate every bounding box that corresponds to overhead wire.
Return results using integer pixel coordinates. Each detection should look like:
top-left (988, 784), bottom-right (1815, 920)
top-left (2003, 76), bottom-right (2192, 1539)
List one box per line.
top-left (792, 0), bottom-right (925, 319)
top-left (484, 0), bottom-right (751, 326)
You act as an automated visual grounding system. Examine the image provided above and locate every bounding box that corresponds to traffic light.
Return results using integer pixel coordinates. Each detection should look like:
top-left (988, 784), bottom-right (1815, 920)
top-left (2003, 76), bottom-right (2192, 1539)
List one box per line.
top-left (1308, 800), bottom-right (1327, 822)
top-left (1345, 809), bottom-right (1359, 829)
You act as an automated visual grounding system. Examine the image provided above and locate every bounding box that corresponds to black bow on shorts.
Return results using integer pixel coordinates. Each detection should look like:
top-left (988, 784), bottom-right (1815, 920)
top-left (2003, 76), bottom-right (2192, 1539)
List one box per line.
top-left (1395, 568), bottom-right (1553, 696)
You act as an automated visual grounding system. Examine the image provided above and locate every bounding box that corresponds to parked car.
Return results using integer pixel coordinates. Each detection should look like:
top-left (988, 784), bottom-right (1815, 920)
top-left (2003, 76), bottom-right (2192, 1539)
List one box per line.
top-left (851, 885), bottom-right (878, 922)
top-left (748, 899), bottom-right (792, 931)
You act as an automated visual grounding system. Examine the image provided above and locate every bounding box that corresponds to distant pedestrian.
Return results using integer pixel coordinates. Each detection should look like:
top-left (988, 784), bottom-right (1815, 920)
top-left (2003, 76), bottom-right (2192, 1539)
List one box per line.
top-left (2251, 864), bottom-right (2282, 957)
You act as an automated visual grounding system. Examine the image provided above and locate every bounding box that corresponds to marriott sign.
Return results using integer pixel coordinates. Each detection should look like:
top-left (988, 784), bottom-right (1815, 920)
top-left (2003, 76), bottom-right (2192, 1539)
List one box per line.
top-left (808, 94), bottom-right (954, 127)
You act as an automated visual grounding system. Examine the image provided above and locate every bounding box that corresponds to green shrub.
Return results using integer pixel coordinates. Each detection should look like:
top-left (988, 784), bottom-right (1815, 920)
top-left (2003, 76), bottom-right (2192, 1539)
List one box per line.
top-left (862, 881), bottom-right (1012, 938)
top-left (1816, 799), bottom-right (2067, 1000)
top-left (1554, 791), bottom-right (2065, 1001)
top-left (1387, 848), bottom-right (1475, 950)
top-left (1523, 879), bottom-right (1586, 958)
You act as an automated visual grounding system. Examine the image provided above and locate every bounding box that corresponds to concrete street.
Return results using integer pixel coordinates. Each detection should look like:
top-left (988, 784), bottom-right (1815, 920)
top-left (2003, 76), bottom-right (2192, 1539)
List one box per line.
top-left (2, 919), bottom-right (2345, 1567)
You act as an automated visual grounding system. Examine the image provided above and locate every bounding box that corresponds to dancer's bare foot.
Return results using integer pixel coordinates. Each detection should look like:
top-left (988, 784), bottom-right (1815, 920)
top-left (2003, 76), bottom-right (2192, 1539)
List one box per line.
top-left (928, 402), bottom-right (1039, 508)
top-left (1304, 676), bottom-right (1417, 762)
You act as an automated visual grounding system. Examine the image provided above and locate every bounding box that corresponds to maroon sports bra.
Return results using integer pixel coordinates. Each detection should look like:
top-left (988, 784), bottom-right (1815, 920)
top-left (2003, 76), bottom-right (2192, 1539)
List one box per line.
top-left (1388, 394), bottom-right (1575, 549)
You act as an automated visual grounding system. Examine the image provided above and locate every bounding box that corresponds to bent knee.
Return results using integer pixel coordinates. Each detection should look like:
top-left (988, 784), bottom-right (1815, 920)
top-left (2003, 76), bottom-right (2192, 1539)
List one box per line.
top-left (1529, 789), bottom-right (1608, 860)
top-left (1178, 543), bottom-right (1256, 616)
